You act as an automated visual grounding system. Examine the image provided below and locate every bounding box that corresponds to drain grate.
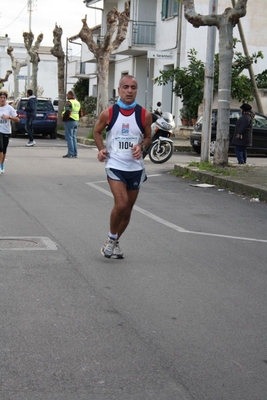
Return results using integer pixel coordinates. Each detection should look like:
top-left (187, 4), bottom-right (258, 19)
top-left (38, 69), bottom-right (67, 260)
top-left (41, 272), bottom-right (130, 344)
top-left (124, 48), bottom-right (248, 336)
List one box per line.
top-left (0, 237), bottom-right (57, 251)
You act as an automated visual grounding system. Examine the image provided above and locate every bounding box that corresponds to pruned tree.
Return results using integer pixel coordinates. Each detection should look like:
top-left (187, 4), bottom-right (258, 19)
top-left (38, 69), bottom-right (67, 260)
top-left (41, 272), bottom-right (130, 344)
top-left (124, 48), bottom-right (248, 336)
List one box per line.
top-left (0, 70), bottom-right (12, 90)
top-left (23, 32), bottom-right (43, 95)
top-left (6, 47), bottom-right (28, 98)
top-left (71, 3), bottom-right (130, 114)
top-left (51, 24), bottom-right (65, 125)
top-left (154, 41), bottom-right (262, 124)
top-left (182, 0), bottom-right (248, 167)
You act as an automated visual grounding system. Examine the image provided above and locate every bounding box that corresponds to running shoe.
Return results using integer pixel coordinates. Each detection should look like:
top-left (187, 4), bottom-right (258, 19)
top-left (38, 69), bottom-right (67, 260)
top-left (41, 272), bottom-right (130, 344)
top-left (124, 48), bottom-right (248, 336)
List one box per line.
top-left (112, 241), bottom-right (124, 259)
top-left (0, 163), bottom-right (4, 174)
top-left (26, 141), bottom-right (36, 147)
top-left (100, 237), bottom-right (116, 258)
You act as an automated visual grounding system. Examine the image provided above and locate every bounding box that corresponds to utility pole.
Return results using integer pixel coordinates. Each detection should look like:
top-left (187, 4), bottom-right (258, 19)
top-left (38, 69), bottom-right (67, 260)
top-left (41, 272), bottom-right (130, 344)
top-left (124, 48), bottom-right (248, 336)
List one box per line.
top-left (201, 0), bottom-right (218, 163)
top-left (27, 0), bottom-right (37, 89)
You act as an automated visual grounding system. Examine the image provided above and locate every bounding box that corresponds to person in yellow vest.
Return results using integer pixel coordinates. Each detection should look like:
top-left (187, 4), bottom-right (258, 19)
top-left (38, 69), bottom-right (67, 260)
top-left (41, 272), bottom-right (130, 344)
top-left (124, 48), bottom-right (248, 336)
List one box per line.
top-left (62, 90), bottom-right (81, 158)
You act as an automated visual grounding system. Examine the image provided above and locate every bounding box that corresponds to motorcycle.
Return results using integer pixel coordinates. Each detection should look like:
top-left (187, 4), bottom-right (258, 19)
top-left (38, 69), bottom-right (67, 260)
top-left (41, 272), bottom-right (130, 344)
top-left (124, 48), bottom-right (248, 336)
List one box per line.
top-left (143, 102), bottom-right (176, 164)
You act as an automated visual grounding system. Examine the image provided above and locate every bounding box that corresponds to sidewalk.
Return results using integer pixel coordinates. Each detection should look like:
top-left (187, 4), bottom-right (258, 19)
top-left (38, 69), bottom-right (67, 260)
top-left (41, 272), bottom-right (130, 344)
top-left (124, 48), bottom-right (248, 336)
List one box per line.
top-left (60, 126), bottom-right (267, 202)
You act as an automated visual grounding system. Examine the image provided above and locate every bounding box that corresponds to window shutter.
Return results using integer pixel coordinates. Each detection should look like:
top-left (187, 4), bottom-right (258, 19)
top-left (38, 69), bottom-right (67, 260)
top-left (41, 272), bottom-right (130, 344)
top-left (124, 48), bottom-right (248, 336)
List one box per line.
top-left (162, 0), bottom-right (167, 20)
top-left (173, 0), bottom-right (179, 16)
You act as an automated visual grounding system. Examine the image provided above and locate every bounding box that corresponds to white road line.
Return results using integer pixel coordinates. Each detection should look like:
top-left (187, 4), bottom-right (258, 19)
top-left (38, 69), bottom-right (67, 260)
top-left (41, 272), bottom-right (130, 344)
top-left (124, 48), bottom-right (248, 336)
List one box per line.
top-left (87, 182), bottom-right (267, 244)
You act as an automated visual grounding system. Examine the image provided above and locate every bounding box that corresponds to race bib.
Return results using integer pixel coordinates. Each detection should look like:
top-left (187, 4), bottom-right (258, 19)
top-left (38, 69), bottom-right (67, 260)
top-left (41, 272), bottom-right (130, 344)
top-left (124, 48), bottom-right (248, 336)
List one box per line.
top-left (114, 136), bottom-right (138, 153)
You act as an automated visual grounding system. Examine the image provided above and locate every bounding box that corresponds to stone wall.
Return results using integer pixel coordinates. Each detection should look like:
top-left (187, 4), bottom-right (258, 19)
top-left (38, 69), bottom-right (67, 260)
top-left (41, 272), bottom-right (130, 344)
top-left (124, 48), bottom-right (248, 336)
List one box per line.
top-left (79, 115), bottom-right (97, 128)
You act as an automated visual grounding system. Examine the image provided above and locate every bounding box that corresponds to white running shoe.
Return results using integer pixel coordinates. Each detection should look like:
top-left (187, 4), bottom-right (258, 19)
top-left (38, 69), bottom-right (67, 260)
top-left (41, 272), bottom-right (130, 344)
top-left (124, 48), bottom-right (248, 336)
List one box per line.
top-left (26, 141), bottom-right (36, 147)
top-left (100, 237), bottom-right (117, 258)
top-left (112, 241), bottom-right (124, 259)
top-left (0, 164), bottom-right (4, 174)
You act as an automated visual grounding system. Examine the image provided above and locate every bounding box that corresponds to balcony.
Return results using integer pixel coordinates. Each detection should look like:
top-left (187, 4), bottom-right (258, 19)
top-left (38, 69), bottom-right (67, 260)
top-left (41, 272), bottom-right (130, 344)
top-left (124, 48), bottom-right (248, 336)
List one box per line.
top-left (130, 20), bottom-right (156, 46)
top-left (111, 20), bottom-right (156, 56)
top-left (81, 19), bottom-right (156, 61)
top-left (95, 20), bottom-right (156, 47)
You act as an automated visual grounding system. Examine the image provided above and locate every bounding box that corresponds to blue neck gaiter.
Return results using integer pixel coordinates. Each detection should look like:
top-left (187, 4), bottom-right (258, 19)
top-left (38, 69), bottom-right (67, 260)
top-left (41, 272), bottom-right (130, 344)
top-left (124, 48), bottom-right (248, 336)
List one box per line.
top-left (117, 98), bottom-right (137, 110)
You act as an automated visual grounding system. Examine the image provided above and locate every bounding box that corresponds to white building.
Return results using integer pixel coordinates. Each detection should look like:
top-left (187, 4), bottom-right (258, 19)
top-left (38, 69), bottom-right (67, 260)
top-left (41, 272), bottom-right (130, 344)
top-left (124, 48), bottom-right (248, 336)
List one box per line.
top-left (0, 35), bottom-right (79, 100)
top-left (3, 1), bottom-right (265, 117)
top-left (81, 0), bottom-right (267, 120)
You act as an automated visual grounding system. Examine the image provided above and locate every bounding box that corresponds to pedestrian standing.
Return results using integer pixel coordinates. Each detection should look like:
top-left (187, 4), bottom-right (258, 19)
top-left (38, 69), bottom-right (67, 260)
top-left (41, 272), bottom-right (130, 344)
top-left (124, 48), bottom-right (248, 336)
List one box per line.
top-left (232, 103), bottom-right (254, 164)
top-left (94, 75), bottom-right (152, 259)
top-left (0, 90), bottom-right (20, 174)
top-left (24, 89), bottom-right (37, 147)
top-left (62, 91), bottom-right (81, 158)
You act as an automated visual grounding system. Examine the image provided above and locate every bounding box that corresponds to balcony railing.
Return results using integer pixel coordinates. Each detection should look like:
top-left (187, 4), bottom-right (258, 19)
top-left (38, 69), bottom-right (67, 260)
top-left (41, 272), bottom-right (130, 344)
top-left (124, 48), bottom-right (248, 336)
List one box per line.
top-left (131, 21), bottom-right (156, 46)
top-left (92, 20), bottom-right (156, 48)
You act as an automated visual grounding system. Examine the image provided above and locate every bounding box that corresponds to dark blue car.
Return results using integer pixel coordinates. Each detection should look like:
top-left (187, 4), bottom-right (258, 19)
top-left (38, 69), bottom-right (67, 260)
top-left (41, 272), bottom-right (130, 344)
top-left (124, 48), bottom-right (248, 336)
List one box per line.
top-left (11, 97), bottom-right (58, 139)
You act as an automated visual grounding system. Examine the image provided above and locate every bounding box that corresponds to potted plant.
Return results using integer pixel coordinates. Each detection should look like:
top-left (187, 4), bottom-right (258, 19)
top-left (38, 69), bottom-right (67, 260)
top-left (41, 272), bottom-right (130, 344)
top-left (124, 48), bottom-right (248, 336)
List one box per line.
top-left (179, 106), bottom-right (190, 126)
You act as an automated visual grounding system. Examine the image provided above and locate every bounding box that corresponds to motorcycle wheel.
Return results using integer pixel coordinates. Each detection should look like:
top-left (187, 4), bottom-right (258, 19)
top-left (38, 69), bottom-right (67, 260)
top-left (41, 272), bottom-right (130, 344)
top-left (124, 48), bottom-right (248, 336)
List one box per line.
top-left (149, 141), bottom-right (174, 164)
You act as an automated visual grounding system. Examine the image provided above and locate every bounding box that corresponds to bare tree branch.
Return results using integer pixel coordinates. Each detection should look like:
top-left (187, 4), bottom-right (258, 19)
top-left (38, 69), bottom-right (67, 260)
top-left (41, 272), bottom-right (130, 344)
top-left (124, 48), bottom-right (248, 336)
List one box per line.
top-left (0, 70), bottom-right (12, 84)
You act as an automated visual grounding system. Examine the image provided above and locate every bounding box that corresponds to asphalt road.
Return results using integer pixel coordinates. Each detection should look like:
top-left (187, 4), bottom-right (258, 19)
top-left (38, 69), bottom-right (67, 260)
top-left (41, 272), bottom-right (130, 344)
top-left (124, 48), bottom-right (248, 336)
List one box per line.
top-left (1, 137), bottom-right (267, 400)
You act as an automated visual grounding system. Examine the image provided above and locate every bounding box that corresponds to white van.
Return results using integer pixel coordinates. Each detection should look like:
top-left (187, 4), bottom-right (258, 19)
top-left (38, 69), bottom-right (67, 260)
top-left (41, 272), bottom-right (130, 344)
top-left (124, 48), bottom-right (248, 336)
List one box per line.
top-left (52, 98), bottom-right (58, 113)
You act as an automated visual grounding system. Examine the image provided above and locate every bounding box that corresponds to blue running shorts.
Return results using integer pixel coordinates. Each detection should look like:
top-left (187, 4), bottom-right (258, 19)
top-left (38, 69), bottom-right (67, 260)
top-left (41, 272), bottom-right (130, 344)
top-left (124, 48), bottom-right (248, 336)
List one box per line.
top-left (106, 168), bottom-right (147, 190)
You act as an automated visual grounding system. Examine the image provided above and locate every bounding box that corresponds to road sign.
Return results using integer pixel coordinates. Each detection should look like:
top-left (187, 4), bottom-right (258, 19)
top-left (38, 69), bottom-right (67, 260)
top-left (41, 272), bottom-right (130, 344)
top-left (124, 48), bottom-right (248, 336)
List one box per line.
top-left (16, 75), bottom-right (27, 80)
top-left (147, 50), bottom-right (174, 60)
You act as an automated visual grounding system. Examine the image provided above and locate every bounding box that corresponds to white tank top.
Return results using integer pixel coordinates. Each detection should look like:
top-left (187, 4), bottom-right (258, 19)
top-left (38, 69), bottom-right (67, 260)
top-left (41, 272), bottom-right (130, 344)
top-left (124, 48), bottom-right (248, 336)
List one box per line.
top-left (105, 109), bottom-right (145, 171)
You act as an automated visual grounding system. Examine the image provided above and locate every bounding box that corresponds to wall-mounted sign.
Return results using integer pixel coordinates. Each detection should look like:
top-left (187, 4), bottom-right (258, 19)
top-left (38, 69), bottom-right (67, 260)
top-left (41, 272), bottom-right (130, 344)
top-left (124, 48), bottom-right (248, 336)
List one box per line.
top-left (147, 50), bottom-right (174, 60)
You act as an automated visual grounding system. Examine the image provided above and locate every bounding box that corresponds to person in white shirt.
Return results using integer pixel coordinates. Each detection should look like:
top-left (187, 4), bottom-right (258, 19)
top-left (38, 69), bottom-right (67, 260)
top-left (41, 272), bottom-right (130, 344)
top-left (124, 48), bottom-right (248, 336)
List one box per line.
top-left (94, 75), bottom-right (152, 259)
top-left (0, 90), bottom-right (19, 174)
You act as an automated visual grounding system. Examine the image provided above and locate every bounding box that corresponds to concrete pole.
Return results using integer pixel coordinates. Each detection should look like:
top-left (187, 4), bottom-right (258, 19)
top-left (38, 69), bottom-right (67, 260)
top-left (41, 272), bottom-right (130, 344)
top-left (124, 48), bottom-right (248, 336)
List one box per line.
top-left (174, 1), bottom-right (183, 121)
top-left (231, 0), bottom-right (264, 114)
top-left (201, 0), bottom-right (218, 162)
top-left (27, 0), bottom-right (33, 89)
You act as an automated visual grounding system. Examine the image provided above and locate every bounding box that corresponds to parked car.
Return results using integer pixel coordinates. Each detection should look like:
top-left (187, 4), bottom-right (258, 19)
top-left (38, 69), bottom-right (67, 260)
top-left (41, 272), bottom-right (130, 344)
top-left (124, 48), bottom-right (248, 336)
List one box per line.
top-left (190, 109), bottom-right (267, 155)
top-left (11, 97), bottom-right (57, 139)
top-left (52, 98), bottom-right (58, 113)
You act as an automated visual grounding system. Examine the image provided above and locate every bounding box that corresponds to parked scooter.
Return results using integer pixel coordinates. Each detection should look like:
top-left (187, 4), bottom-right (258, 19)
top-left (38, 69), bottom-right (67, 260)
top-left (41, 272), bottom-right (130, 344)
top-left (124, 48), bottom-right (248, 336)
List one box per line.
top-left (143, 102), bottom-right (175, 164)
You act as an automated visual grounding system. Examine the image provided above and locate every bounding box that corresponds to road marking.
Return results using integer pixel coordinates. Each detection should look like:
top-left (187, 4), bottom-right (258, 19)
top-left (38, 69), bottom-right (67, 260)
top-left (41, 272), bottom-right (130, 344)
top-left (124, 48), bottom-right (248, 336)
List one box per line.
top-left (87, 182), bottom-right (267, 244)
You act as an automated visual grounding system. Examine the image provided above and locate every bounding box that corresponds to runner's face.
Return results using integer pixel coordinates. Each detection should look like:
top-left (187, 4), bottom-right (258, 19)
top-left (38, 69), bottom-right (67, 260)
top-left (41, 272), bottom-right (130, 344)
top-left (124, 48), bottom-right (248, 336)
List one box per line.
top-left (118, 78), bottom-right (138, 105)
top-left (0, 94), bottom-right (7, 106)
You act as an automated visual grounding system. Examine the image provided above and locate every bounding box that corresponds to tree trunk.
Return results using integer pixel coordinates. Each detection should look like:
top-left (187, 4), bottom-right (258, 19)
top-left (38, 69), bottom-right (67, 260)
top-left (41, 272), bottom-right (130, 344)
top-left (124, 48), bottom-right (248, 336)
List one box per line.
top-left (23, 32), bottom-right (43, 95)
top-left (51, 24), bottom-right (65, 125)
top-left (213, 16), bottom-right (234, 167)
top-left (7, 47), bottom-right (27, 98)
top-left (96, 53), bottom-right (110, 115)
top-left (183, 0), bottom-right (248, 167)
top-left (70, 3), bottom-right (130, 114)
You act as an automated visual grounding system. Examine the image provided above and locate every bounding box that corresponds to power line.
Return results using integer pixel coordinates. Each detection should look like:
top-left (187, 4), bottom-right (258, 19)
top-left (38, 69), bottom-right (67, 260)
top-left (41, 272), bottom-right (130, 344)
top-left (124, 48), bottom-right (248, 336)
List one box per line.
top-left (1, 3), bottom-right (28, 30)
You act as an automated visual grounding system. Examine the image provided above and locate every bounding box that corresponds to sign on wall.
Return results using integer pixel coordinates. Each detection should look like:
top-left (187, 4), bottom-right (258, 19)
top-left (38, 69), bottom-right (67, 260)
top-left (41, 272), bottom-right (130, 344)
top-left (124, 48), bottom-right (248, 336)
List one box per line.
top-left (147, 50), bottom-right (174, 60)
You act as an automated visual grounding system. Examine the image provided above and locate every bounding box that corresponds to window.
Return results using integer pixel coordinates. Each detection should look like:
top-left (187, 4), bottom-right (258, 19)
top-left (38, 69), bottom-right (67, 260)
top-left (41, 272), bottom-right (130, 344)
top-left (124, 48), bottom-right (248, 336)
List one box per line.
top-left (162, 0), bottom-right (179, 20)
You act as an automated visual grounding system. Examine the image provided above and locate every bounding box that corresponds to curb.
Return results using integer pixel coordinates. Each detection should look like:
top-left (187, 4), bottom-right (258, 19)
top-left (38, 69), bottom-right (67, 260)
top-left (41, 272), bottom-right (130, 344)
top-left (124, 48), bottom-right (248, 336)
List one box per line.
top-left (57, 132), bottom-right (267, 201)
top-left (57, 133), bottom-right (96, 147)
top-left (174, 164), bottom-right (267, 202)
top-left (58, 133), bottom-right (194, 153)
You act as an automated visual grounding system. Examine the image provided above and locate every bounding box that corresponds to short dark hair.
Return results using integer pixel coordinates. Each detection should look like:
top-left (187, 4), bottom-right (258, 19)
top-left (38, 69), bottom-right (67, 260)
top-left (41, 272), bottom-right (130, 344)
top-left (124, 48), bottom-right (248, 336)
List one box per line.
top-left (0, 90), bottom-right (8, 98)
top-left (119, 75), bottom-right (138, 88)
top-left (27, 89), bottom-right (33, 96)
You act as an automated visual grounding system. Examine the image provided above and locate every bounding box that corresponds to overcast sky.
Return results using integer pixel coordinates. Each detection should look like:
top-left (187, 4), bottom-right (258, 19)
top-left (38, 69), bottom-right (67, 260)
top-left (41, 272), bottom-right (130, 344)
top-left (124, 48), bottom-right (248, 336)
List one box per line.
top-left (1, 0), bottom-right (103, 53)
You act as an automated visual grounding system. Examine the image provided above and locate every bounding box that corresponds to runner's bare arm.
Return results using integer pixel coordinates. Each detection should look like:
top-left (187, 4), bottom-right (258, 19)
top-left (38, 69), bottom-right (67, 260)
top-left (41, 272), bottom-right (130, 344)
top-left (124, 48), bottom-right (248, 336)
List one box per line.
top-left (93, 109), bottom-right (109, 162)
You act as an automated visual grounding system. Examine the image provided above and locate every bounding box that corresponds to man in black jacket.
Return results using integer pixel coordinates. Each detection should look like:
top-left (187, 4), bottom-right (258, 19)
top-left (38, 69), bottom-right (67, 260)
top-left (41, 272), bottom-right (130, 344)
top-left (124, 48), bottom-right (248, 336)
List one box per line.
top-left (24, 89), bottom-right (37, 147)
top-left (231, 103), bottom-right (254, 164)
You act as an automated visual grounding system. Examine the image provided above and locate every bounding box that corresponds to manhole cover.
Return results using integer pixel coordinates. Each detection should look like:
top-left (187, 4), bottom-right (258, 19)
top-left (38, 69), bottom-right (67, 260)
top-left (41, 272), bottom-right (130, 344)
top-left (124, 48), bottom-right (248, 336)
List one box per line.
top-left (0, 237), bottom-right (57, 251)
